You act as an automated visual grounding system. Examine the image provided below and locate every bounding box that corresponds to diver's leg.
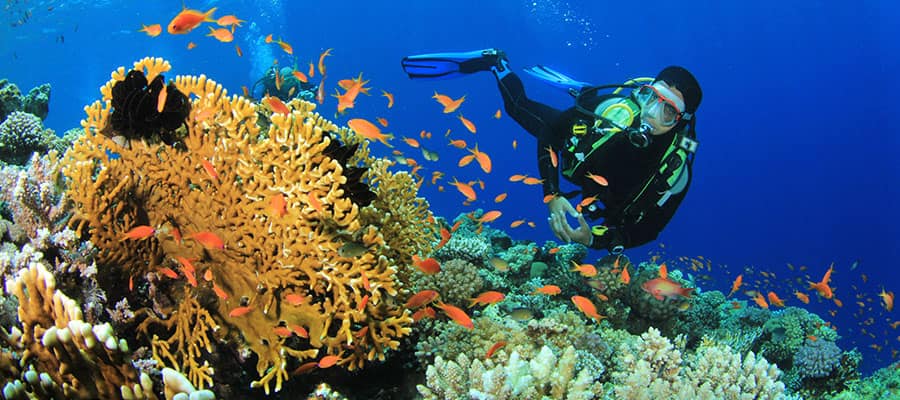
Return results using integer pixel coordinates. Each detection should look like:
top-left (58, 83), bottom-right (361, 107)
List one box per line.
top-left (494, 68), bottom-right (563, 144)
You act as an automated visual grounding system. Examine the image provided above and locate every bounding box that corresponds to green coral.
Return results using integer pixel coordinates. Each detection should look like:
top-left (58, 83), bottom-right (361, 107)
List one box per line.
top-left (760, 307), bottom-right (838, 365)
top-left (0, 111), bottom-right (56, 165)
top-left (830, 361), bottom-right (900, 399)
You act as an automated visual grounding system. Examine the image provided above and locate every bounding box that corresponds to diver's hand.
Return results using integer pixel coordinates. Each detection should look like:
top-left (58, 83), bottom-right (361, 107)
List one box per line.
top-left (547, 197), bottom-right (580, 242)
top-left (562, 214), bottom-right (593, 247)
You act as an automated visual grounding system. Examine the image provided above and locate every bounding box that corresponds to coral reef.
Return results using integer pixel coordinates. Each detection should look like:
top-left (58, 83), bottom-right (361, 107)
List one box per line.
top-left (410, 258), bottom-right (483, 306)
top-left (1, 261), bottom-right (152, 399)
top-left (60, 57), bottom-right (436, 394)
top-left (794, 338), bottom-right (842, 379)
top-left (416, 344), bottom-right (602, 399)
top-left (610, 327), bottom-right (787, 399)
top-left (0, 112), bottom-right (58, 165)
top-left (0, 152), bottom-right (70, 244)
top-left (0, 79), bottom-right (51, 122)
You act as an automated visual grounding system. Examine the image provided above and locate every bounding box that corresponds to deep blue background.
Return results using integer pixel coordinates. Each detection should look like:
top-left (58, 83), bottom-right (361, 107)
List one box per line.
top-left (2, 0), bottom-right (898, 374)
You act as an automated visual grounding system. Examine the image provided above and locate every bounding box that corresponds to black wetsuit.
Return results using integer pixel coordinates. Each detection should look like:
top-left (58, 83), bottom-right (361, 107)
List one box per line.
top-left (495, 72), bottom-right (691, 251)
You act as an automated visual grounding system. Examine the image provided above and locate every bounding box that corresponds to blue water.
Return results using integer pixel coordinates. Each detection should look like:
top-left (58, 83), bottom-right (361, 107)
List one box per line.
top-left (2, 0), bottom-right (899, 376)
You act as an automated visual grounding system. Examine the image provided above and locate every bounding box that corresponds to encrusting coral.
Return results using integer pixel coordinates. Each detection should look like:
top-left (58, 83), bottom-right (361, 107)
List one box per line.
top-left (61, 57), bottom-right (437, 394)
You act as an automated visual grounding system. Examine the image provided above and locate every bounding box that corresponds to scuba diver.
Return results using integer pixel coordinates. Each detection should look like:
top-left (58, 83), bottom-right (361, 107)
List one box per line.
top-left (401, 49), bottom-right (702, 254)
top-left (251, 66), bottom-right (318, 102)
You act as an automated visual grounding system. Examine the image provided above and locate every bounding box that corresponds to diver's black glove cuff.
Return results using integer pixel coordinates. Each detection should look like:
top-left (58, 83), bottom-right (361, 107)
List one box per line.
top-left (460, 49), bottom-right (507, 73)
top-left (589, 225), bottom-right (626, 252)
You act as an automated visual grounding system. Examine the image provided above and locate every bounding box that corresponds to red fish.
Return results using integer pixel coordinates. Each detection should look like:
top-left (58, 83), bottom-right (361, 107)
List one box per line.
top-left (532, 285), bottom-right (561, 296)
top-left (435, 301), bottom-right (474, 329)
top-left (485, 341), bottom-right (507, 360)
top-left (571, 295), bottom-right (605, 321)
top-left (641, 276), bottom-right (694, 301)
top-left (412, 255), bottom-right (441, 275)
top-left (187, 231), bottom-right (224, 250)
top-left (468, 291), bottom-right (505, 307)
top-left (228, 305), bottom-right (253, 317)
top-left (318, 355), bottom-right (341, 368)
top-left (167, 6), bottom-right (217, 35)
top-left (405, 290), bottom-right (439, 309)
top-left (121, 225), bottom-right (155, 241)
top-left (158, 267), bottom-right (179, 279)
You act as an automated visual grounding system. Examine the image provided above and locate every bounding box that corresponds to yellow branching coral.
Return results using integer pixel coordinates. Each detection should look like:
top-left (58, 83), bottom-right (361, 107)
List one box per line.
top-left (3, 261), bottom-right (154, 399)
top-left (62, 57), bottom-right (437, 394)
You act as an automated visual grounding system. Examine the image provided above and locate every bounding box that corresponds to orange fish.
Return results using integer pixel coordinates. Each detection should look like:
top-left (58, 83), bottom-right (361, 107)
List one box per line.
top-left (275, 38), bottom-right (293, 54)
top-left (880, 289), bottom-right (895, 312)
top-left (129, 275), bottom-right (134, 291)
top-left (269, 193), bottom-right (287, 217)
top-left (808, 263), bottom-right (835, 299)
top-left (376, 117), bottom-right (389, 127)
top-left (727, 274), bottom-right (743, 298)
top-left (659, 263), bottom-right (668, 279)
top-left (292, 70), bottom-right (308, 83)
top-left (413, 255), bottom-right (441, 274)
top-left (585, 172), bottom-right (609, 187)
top-left (265, 95), bottom-right (290, 114)
top-left (273, 326), bottom-right (293, 338)
top-left (307, 192), bottom-right (324, 214)
top-left (448, 139), bottom-right (467, 149)
top-left (318, 48), bottom-right (332, 76)
top-left (291, 325), bottom-right (309, 338)
top-left (348, 118), bottom-right (394, 147)
top-left (432, 92), bottom-right (465, 113)
top-left (469, 291), bottom-right (505, 307)
top-left (485, 341), bottom-right (507, 360)
top-left (522, 177), bottom-right (544, 185)
top-left (291, 361), bottom-right (318, 376)
top-left (308, 61), bottom-right (315, 78)
top-left (403, 137), bottom-right (420, 148)
top-left (284, 293), bottom-right (306, 306)
top-left (121, 225), bottom-right (155, 241)
top-left (203, 269), bottom-right (213, 282)
top-left (318, 355), bottom-right (341, 368)
top-left (156, 83), bottom-right (168, 113)
top-left (508, 174), bottom-right (527, 182)
top-left (187, 231), bottom-right (224, 250)
top-left (767, 291), bottom-right (786, 307)
top-left (571, 261), bottom-right (597, 277)
top-left (228, 305), bottom-right (253, 317)
top-left (546, 146), bottom-right (558, 168)
top-left (215, 15), bottom-right (245, 27)
top-left (510, 219), bottom-right (526, 228)
top-left (493, 109), bottom-right (502, 119)
top-left (212, 283), bottom-right (228, 300)
top-left (468, 144), bottom-right (492, 173)
top-left (186, 41), bottom-right (197, 50)
top-left (167, 6), bottom-right (217, 35)
top-left (158, 267), bottom-right (179, 279)
top-left (753, 292), bottom-right (769, 309)
top-left (206, 27), bottom-right (233, 42)
top-left (458, 154), bottom-right (475, 168)
top-left (358, 294), bottom-right (369, 312)
top-left (201, 158), bottom-right (219, 181)
top-left (435, 301), bottom-right (474, 329)
top-left (381, 90), bottom-right (394, 108)
top-left (532, 285), bottom-right (561, 295)
top-left (412, 307), bottom-right (437, 322)
top-left (478, 210), bottom-right (502, 223)
top-left (458, 114), bottom-right (477, 133)
top-left (494, 193), bottom-right (507, 203)
top-left (449, 178), bottom-right (477, 201)
top-left (264, 34), bottom-right (273, 43)
top-left (794, 291), bottom-right (810, 304)
top-left (620, 265), bottom-right (631, 284)
top-left (139, 23), bottom-right (162, 37)
top-left (571, 295), bottom-right (605, 321)
top-left (435, 227), bottom-right (451, 250)
top-left (235, 44), bottom-right (243, 57)
top-left (641, 276), bottom-right (694, 301)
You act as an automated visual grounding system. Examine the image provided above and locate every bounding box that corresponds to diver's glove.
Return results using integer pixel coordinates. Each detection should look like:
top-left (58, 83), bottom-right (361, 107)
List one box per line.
top-left (458, 49), bottom-right (508, 75)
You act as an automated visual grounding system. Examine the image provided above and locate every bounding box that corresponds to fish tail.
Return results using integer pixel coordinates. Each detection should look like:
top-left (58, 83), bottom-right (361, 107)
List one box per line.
top-left (204, 7), bottom-right (218, 22)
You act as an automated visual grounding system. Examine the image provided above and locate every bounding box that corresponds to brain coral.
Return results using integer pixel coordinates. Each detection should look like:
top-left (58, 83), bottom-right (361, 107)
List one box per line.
top-left (0, 111), bottom-right (52, 165)
top-left (61, 57), bottom-right (437, 394)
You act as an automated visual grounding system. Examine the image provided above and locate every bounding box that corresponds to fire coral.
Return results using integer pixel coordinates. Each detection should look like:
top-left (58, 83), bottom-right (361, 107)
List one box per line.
top-left (62, 57), bottom-right (437, 394)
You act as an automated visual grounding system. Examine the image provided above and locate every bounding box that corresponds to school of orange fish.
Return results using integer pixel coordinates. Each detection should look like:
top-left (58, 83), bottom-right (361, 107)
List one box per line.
top-left (136, 5), bottom-right (897, 366)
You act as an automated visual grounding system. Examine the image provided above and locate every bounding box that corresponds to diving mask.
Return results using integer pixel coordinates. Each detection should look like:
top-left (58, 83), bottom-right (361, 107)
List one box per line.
top-left (634, 83), bottom-right (685, 127)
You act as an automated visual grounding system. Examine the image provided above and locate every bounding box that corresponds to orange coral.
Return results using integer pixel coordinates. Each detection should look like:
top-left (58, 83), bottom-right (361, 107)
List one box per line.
top-left (61, 57), bottom-right (437, 394)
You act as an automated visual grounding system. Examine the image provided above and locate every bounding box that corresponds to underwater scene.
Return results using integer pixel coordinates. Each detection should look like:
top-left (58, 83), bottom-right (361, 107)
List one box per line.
top-left (0, 0), bottom-right (898, 399)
